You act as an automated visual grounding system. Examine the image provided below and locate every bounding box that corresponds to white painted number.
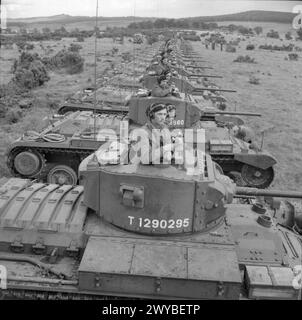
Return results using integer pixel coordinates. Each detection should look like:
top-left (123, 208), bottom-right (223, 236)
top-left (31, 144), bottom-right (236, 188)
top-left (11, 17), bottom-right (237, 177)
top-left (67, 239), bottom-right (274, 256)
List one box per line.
top-left (129, 216), bottom-right (190, 229)
top-left (172, 120), bottom-right (184, 126)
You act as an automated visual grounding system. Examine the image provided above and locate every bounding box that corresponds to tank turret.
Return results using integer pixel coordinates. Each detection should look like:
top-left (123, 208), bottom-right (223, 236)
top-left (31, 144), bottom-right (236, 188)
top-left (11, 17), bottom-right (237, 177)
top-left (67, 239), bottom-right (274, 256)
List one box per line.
top-left (80, 153), bottom-right (236, 235)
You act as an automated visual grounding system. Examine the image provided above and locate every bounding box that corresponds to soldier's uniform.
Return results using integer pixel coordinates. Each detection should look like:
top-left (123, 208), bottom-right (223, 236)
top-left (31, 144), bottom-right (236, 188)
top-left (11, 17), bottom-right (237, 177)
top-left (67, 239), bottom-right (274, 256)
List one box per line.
top-left (129, 118), bottom-right (172, 165)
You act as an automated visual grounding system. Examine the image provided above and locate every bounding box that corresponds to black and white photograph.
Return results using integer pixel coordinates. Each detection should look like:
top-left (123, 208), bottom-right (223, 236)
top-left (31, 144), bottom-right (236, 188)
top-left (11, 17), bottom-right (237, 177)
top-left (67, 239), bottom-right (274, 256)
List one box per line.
top-left (0, 0), bottom-right (302, 304)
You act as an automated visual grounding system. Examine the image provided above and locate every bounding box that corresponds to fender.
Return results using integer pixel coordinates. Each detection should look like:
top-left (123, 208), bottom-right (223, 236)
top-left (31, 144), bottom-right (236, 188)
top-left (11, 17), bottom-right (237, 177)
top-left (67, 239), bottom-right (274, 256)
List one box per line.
top-left (234, 153), bottom-right (277, 170)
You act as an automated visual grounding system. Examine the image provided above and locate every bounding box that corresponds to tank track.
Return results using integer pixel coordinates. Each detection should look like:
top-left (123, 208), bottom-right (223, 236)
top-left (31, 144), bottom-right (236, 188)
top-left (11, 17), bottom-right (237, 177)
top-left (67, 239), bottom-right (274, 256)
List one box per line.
top-left (0, 288), bottom-right (132, 300)
top-left (7, 146), bottom-right (92, 181)
top-left (7, 147), bottom-right (273, 188)
top-left (7, 147), bottom-right (237, 177)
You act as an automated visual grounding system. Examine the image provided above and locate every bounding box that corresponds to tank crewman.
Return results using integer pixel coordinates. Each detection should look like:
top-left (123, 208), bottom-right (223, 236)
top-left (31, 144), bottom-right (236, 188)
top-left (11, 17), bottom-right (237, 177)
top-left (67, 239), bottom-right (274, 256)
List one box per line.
top-left (146, 56), bottom-right (171, 76)
top-left (163, 71), bottom-right (176, 85)
top-left (129, 103), bottom-right (198, 171)
top-left (129, 103), bottom-right (176, 164)
top-left (232, 125), bottom-right (255, 144)
top-left (165, 104), bottom-right (177, 127)
top-left (146, 55), bottom-right (163, 74)
top-left (157, 57), bottom-right (171, 75)
top-left (205, 39), bottom-right (209, 49)
top-left (152, 75), bottom-right (181, 98)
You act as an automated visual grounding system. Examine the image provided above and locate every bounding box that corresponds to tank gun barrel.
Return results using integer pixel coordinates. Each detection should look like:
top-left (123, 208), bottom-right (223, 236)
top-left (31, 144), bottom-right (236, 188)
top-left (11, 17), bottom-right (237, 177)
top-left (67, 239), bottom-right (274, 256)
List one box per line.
top-left (209, 111), bottom-right (261, 117)
top-left (193, 87), bottom-right (237, 93)
top-left (180, 54), bottom-right (201, 57)
top-left (182, 59), bottom-right (207, 62)
top-left (235, 187), bottom-right (302, 199)
top-left (188, 74), bottom-right (223, 79)
top-left (186, 65), bottom-right (213, 69)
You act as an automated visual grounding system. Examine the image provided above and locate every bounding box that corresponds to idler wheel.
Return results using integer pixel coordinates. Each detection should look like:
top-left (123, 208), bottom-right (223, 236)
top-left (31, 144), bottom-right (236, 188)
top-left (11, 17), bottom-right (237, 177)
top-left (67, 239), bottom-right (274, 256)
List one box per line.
top-left (241, 164), bottom-right (274, 189)
top-left (47, 165), bottom-right (77, 185)
top-left (13, 151), bottom-right (43, 177)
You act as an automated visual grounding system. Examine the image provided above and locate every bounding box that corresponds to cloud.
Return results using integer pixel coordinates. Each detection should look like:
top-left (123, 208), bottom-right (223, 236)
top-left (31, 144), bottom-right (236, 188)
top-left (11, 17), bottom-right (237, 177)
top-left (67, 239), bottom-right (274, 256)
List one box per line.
top-left (3, 0), bottom-right (35, 18)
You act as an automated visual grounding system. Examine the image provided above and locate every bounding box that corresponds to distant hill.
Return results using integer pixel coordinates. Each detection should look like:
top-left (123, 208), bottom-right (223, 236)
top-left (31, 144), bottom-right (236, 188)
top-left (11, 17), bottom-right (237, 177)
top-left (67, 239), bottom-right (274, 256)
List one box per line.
top-left (8, 14), bottom-right (155, 25)
top-left (7, 10), bottom-right (295, 29)
top-left (8, 14), bottom-right (89, 24)
top-left (187, 10), bottom-right (295, 24)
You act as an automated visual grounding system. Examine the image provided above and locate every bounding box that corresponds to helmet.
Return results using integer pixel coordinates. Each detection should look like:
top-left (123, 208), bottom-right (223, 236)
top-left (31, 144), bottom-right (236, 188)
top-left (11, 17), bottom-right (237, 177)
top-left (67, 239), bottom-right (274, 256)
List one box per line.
top-left (146, 103), bottom-right (167, 120)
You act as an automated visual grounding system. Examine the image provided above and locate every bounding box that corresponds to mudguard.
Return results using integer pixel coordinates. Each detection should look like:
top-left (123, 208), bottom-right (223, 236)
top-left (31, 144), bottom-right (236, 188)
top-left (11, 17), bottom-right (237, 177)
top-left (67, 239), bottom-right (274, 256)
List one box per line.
top-left (234, 153), bottom-right (277, 170)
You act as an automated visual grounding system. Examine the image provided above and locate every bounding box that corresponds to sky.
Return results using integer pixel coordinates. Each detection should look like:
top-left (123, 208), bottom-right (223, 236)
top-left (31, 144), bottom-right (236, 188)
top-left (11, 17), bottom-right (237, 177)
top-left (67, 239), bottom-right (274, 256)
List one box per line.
top-left (2, 0), bottom-right (301, 19)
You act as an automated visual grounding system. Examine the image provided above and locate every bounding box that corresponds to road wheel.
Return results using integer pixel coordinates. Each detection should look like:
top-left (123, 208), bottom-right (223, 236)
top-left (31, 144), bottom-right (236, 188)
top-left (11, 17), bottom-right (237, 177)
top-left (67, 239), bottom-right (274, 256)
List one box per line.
top-left (47, 164), bottom-right (77, 185)
top-left (13, 150), bottom-right (44, 177)
top-left (241, 164), bottom-right (274, 189)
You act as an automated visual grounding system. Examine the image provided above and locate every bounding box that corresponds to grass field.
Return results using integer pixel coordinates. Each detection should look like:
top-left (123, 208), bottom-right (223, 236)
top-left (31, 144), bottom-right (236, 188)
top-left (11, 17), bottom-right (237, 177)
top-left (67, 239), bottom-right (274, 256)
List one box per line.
top-left (0, 26), bottom-right (302, 191)
top-left (217, 20), bottom-right (295, 35)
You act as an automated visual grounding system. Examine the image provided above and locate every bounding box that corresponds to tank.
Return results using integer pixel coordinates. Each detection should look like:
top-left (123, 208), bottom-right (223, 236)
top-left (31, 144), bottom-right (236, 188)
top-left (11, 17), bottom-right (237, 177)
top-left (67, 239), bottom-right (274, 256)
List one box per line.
top-left (142, 73), bottom-right (235, 110)
top-left (0, 153), bottom-right (301, 299)
top-left (7, 96), bottom-right (275, 188)
top-left (6, 111), bottom-right (128, 185)
top-left (59, 82), bottom-right (135, 115)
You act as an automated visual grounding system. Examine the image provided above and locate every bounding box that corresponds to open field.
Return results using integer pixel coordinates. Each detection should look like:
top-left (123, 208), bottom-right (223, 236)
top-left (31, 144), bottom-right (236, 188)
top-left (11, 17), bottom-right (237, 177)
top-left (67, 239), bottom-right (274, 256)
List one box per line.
top-left (0, 25), bottom-right (302, 190)
top-left (217, 20), bottom-right (294, 35)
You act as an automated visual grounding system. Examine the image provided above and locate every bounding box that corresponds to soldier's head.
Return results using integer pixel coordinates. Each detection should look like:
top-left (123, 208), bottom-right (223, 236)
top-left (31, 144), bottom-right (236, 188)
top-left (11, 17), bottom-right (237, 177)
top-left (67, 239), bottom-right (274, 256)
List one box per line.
top-left (157, 75), bottom-right (168, 88)
top-left (162, 57), bottom-right (168, 65)
top-left (167, 104), bottom-right (176, 120)
top-left (164, 72), bottom-right (172, 81)
top-left (146, 103), bottom-right (168, 128)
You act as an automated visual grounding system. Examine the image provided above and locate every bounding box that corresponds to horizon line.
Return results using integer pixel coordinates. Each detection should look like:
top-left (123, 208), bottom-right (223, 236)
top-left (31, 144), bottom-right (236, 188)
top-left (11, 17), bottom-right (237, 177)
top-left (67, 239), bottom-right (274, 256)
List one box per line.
top-left (8, 9), bottom-right (295, 21)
